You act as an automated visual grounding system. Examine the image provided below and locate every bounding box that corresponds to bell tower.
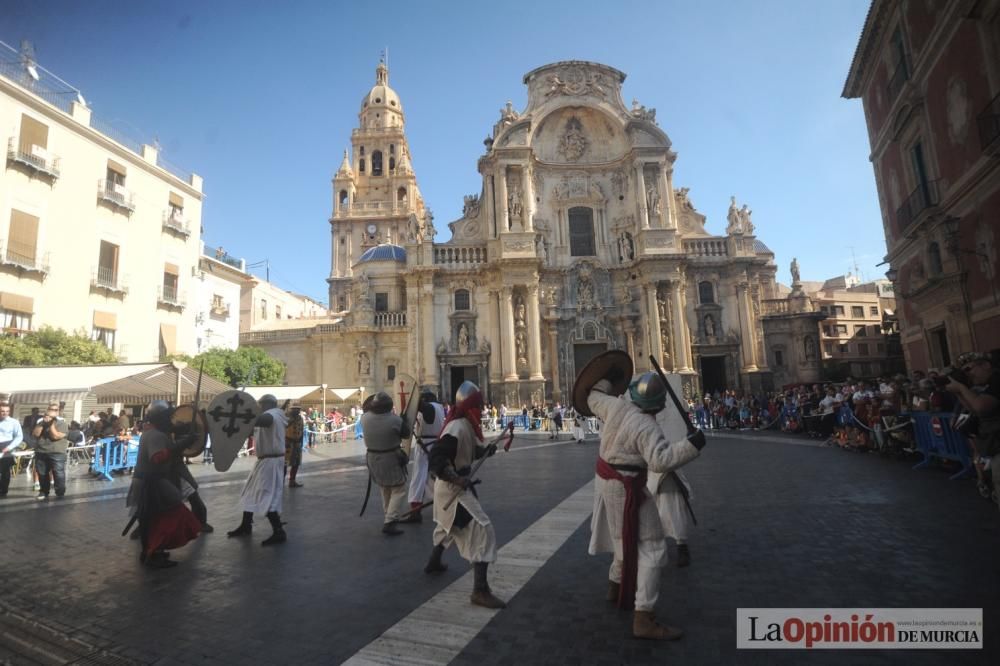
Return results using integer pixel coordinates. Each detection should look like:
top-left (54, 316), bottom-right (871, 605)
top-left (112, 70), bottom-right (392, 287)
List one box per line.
top-left (327, 59), bottom-right (426, 312)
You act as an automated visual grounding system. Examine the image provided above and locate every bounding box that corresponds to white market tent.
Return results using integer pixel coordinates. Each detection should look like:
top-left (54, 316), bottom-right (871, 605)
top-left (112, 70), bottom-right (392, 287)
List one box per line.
top-left (244, 385), bottom-right (364, 405)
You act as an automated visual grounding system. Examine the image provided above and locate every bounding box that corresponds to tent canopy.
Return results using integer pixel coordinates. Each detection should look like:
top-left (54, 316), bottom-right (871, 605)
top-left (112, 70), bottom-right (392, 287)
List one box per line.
top-left (244, 385), bottom-right (364, 404)
top-left (92, 366), bottom-right (231, 405)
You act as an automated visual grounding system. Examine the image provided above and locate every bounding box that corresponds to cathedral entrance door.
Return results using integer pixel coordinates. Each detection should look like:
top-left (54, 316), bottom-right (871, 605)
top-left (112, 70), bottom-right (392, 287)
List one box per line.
top-left (449, 365), bottom-right (480, 403)
top-left (573, 343), bottom-right (607, 382)
top-left (700, 356), bottom-right (727, 394)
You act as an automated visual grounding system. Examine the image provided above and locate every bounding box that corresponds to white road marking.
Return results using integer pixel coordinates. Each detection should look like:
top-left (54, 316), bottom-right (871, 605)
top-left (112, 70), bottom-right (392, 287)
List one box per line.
top-left (341, 478), bottom-right (595, 666)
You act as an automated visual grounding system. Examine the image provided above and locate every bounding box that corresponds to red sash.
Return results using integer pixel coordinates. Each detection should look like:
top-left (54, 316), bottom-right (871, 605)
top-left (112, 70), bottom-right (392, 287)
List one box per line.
top-left (596, 457), bottom-right (647, 609)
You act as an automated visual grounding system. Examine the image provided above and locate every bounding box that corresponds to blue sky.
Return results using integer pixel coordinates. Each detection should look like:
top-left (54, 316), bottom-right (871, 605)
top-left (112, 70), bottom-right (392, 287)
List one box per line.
top-left (5, 0), bottom-right (882, 303)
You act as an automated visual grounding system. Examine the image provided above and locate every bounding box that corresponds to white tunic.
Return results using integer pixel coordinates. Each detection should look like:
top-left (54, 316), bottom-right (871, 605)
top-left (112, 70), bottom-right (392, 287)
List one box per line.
top-left (237, 407), bottom-right (287, 513)
top-left (647, 408), bottom-right (694, 541)
top-left (408, 402), bottom-right (445, 505)
top-left (586, 380), bottom-right (700, 555)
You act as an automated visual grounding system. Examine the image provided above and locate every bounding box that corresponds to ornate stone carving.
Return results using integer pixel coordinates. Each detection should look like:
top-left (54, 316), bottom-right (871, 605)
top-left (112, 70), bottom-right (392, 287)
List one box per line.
top-left (675, 187), bottom-right (694, 211)
top-left (406, 213), bottom-right (424, 243)
top-left (553, 174), bottom-right (603, 201)
top-left (557, 117), bottom-right (589, 162)
top-left (618, 231), bottom-right (635, 263)
top-left (507, 175), bottom-right (523, 224)
top-left (516, 330), bottom-right (528, 367)
top-left (726, 196), bottom-right (754, 235)
top-left (631, 98), bottom-right (658, 124)
top-left (503, 238), bottom-right (534, 252)
top-left (499, 100), bottom-right (519, 126)
top-left (790, 258), bottom-right (801, 285)
top-left (536, 235), bottom-right (550, 264)
top-left (611, 169), bottom-right (628, 199)
top-left (544, 67), bottom-right (607, 99)
top-left (645, 182), bottom-right (661, 217)
top-left (358, 351), bottom-right (371, 375)
top-left (463, 194), bottom-right (480, 218)
top-left (645, 235), bottom-right (674, 248)
top-left (457, 323), bottom-right (470, 355)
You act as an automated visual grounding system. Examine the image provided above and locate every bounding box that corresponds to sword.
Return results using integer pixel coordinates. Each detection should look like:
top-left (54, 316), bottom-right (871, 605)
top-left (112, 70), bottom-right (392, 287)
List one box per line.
top-left (648, 355), bottom-right (699, 525)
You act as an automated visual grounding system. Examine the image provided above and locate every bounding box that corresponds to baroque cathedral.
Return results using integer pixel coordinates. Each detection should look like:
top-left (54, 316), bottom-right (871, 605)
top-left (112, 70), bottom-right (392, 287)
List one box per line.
top-left (247, 60), bottom-right (803, 404)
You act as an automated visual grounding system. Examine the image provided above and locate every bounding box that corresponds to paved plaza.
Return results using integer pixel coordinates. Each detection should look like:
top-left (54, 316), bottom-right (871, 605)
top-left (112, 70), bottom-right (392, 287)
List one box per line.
top-left (1, 430), bottom-right (997, 665)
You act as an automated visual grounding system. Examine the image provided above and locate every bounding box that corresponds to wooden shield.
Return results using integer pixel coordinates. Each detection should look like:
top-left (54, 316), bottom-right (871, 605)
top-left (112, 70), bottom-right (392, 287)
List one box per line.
top-left (205, 390), bottom-right (260, 472)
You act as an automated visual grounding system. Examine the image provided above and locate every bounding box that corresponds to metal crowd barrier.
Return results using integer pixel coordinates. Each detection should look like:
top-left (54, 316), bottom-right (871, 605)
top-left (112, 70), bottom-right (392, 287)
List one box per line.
top-left (91, 436), bottom-right (139, 481)
top-left (905, 411), bottom-right (974, 480)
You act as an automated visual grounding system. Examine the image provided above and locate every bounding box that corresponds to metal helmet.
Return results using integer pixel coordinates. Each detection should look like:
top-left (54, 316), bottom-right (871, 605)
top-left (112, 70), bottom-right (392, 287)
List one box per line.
top-left (259, 394), bottom-right (278, 411)
top-left (146, 400), bottom-right (174, 430)
top-left (628, 372), bottom-right (666, 413)
top-left (454, 380), bottom-right (483, 411)
top-left (364, 391), bottom-right (393, 414)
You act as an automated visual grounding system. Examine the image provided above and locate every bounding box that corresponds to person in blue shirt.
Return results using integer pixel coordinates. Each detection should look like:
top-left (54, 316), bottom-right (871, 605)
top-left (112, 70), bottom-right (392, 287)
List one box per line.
top-left (0, 401), bottom-right (25, 497)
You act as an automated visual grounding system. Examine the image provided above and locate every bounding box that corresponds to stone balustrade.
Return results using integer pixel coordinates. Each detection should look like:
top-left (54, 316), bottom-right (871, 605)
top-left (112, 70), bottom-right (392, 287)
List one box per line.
top-left (761, 299), bottom-right (790, 315)
top-left (433, 245), bottom-right (488, 266)
top-left (683, 238), bottom-right (728, 257)
top-left (374, 311), bottom-right (406, 327)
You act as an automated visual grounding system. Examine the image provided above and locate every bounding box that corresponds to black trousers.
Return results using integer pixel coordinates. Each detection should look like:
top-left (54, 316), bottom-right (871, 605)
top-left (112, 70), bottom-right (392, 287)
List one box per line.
top-left (34, 452), bottom-right (67, 496)
top-left (0, 456), bottom-right (15, 494)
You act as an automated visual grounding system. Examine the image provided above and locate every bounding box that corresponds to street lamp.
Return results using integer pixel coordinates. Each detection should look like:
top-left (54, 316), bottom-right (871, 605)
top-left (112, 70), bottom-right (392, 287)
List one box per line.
top-left (321, 382), bottom-right (328, 418)
top-left (885, 267), bottom-right (898, 282)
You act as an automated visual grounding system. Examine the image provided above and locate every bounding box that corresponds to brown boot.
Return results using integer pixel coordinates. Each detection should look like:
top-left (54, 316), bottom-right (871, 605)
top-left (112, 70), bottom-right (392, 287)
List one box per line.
top-left (470, 562), bottom-right (506, 609)
top-left (633, 611), bottom-right (684, 641)
top-left (606, 581), bottom-right (620, 603)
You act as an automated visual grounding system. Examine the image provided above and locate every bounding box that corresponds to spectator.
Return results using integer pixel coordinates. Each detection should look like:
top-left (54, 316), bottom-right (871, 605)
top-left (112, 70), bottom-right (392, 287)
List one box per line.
top-left (0, 401), bottom-right (25, 497)
top-left (21, 407), bottom-right (40, 449)
top-left (946, 352), bottom-right (1000, 516)
top-left (31, 403), bottom-right (69, 500)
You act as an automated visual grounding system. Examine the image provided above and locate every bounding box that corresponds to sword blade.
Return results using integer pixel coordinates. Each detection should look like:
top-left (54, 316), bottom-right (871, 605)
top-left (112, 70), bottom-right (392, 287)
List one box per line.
top-left (649, 355), bottom-right (696, 433)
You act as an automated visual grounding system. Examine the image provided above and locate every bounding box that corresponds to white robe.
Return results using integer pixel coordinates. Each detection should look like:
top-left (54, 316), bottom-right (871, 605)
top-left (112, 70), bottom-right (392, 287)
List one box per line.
top-left (237, 408), bottom-right (287, 514)
top-left (408, 403), bottom-right (445, 505)
top-left (647, 408), bottom-right (695, 542)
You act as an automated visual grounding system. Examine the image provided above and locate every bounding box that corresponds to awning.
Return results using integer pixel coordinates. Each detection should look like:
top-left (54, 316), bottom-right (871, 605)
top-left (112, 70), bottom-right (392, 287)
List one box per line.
top-left (243, 385), bottom-right (364, 404)
top-left (168, 192), bottom-right (184, 208)
top-left (160, 323), bottom-right (177, 356)
top-left (92, 365), bottom-right (230, 405)
top-left (3, 389), bottom-right (89, 405)
top-left (0, 292), bottom-right (34, 314)
top-left (330, 387), bottom-right (363, 401)
top-left (93, 310), bottom-right (117, 330)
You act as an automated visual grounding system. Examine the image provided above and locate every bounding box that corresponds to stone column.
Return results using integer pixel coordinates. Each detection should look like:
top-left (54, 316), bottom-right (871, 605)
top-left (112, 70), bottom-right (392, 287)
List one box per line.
top-left (664, 167), bottom-right (678, 230)
top-left (737, 281), bottom-right (759, 371)
top-left (670, 279), bottom-right (692, 372)
top-left (489, 290), bottom-right (503, 383)
top-left (657, 166), bottom-right (670, 229)
top-left (485, 175), bottom-right (496, 238)
top-left (501, 287), bottom-right (517, 380)
top-left (527, 284), bottom-right (544, 380)
top-left (496, 166), bottom-right (509, 232)
top-left (635, 162), bottom-right (649, 230)
top-left (624, 323), bottom-right (635, 359)
top-left (330, 223), bottom-right (338, 277)
top-left (548, 326), bottom-right (560, 401)
top-left (645, 282), bottom-right (663, 363)
top-left (522, 165), bottom-right (534, 232)
top-left (421, 286), bottom-right (437, 386)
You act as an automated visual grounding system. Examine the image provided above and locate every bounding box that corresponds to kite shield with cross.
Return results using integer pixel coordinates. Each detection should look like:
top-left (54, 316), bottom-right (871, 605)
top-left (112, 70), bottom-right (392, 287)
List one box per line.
top-left (205, 390), bottom-right (261, 472)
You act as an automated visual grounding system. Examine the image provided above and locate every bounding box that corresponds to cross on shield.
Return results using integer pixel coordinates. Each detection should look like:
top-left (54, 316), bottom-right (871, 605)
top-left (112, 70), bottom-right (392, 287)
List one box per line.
top-left (205, 390), bottom-right (260, 472)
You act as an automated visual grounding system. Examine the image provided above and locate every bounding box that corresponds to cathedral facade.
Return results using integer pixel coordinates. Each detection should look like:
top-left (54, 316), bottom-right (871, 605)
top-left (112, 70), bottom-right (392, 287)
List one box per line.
top-left (243, 61), bottom-right (795, 404)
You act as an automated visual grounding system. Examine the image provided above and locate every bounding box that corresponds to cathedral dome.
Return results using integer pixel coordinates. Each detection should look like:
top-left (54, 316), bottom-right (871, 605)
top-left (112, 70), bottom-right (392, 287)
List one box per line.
top-left (357, 243), bottom-right (406, 264)
top-left (360, 61), bottom-right (403, 115)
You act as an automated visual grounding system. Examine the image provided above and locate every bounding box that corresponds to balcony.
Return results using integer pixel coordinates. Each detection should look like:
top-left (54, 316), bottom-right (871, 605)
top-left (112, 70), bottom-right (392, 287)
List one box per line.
top-left (97, 179), bottom-right (135, 214)
top-left (978, 91), bottom-right (1000, 156)
top-left (0, 240), bottom-right (49, 276)
top-left (6, 137), bottom-right (60, 179)
top-left (204, 246), bottom-right (245, 271)
top-left (761, 299), bottom-right (789, 315)
top-left (683, 238), bottom-right (728, 257)
top-left (895, 179), bottom-right (940, 233)
top-left (210, 301), bottom-right (230, 319)
top-left (336, 200), bottom-right (407, 219)
top-left (886, 61), bottom-right (908, 102)
top-left (157, 285), bottom-right (184, 309)
top-left (374, 311), bottom-right (406, 327)
top-left (90, 266), bottom-right (128, 296)
top-left (433, 245), bottom-right (488, 266)
top-left (162, 210), bottom-right (191, 237)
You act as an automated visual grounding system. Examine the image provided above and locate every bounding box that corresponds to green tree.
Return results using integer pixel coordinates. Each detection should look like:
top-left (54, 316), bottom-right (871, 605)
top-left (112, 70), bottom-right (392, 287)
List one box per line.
top-left (169, 346), bottom-right (285, 387)
top-left (0, 326), bottom-right (117, 367)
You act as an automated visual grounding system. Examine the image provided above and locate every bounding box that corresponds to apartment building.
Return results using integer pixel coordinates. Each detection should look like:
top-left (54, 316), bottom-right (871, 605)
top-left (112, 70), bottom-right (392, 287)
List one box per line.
top-left (240, 275), bottom-right (327, 332)
top-left (193, 244), bottom-right (249, 352)
top-left (0, 41), bottom-right (204, 360)
top-left (812, 277), bottom-right (903, 377)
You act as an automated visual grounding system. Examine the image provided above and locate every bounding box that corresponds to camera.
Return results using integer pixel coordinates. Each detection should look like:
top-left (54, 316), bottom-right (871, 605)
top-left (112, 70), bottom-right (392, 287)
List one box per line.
top-left (932, 368), bottom-right (969, 388)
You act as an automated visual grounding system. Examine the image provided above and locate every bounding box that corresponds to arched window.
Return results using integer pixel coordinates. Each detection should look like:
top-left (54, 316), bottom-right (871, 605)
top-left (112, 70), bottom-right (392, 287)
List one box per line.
top-left (339, 190), bottom-right (348, 206)
top-left (568, 207), bottom-right (596, 257)
top-left (359, 158), bottom-right (365, 173)
top-left (454, 289), bottom-right (471, 311)
top-left (699, 281), bottom-right (714, 304)
top-left (359, 146), bottom-right (365, 156)
top-left (389, 144), bottom-right (395, 155)
top-left (928, 242), bottom-right (942, 276)
top-left (371, 150), bottom-right (383, 176)
top-left (389, 157), bottom-right (396, 172)
top-left (397, 187), bottom-right (407, 202)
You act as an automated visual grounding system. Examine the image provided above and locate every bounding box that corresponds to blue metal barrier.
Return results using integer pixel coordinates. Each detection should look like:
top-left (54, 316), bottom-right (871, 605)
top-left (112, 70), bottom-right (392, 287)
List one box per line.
top-left (906, 411), bottom-right (974, 480)
top-left (91, 436), bottom-right (139, 481)
top-left (354, 419), bottom-right (363, 440)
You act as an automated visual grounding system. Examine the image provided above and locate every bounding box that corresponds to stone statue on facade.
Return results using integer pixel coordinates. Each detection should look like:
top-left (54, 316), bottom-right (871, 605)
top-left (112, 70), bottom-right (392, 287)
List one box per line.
top-left (516, 330), bottom-right (527, 366)
top-left (740, 204), bottom-right (754, 234)
top-left (406, 213), bottom-right (422, 243)
top-left (546, 287), bottom-right (558, 307)
top-left (618, 232), bottom-right (635, 262)
top-left (507, 179), bottom-right (523, 224)
top-left (356, 272), bottom-right (371, 306)
top-left (790, 257), bottom-right (801, 285)
top-left (424, 209), bottom-right (436, 240)
top-left (536, 235), bottom-right (549, 264)
top-left (646, 183), bottom-right (661, 217)
top-left (558, 117), bottom-right (588, 162)
top-left (358, 352), bottom-right (371, 375)
top-left (631, 98), bottom-right (657, 124)
top-left (515, 298), bottom-right (526, 328)
top-left (804, 335), bottom-right (816, 361)
top-left (704, 314), bottom-right (716, 338)
top-left (727, 196), bottom-right (742, 234)
top-left (462, 194), bottom-right (480, 218)
top-left (578, 278), bottom-right (594, 309)
top-left (499, 100), bottom-right (519, 126)
top-left (675, 187), bottom-right (694, 211)
top-left (660, 329), bottom-right (671, 362)
top-left (457, 323), bottom-right (470, 355)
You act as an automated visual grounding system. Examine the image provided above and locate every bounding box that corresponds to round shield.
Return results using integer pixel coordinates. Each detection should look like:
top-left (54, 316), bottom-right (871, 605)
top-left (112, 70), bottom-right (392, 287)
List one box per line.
top-left (172, 404), bottom-right (209, 456)
top-left (572, 350), bottom-right (634, 417)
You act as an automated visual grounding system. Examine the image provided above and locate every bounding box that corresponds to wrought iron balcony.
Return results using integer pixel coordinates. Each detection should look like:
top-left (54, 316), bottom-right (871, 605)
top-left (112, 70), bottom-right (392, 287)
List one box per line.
top-left (90, 266), bottom-right (128, 295)
top-left (157, 284), bottom-right (184, 309)
top-left (895, 179), bottom-right (940, 233)
top-left (886, 61), bottom-right (908, 101)
top-left (6, 137), bottom-right (60, 178)
top-left (0, 240), bottom-right (49, 276)
top-left (97, 179), bottom-right (135, 214)
top-left (210, 301), bottom-right (230, 318)
top-left (978, 91), bottom-right (1000, 155)
top-left (162, 210), bottom-right (191, 237)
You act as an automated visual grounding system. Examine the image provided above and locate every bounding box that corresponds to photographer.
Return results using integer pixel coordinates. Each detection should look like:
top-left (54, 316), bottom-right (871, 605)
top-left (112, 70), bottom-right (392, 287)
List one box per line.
top-left (31, 403), bottom-right (69, 500)
top-left (946, 352), bottom-right (1000, 515)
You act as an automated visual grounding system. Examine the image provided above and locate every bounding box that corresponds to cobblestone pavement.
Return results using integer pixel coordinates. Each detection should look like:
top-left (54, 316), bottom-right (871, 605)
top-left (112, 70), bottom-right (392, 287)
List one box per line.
top-left (0, 430), bottom-right (997, 665)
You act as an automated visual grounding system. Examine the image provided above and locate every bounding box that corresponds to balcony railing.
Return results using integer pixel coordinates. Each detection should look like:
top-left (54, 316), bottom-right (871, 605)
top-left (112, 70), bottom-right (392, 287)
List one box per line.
top-left (6, 137), bottom-right (60, 178)
top-left (374, 311), bottom-right (406, 327)
top-left (433, 245), bottom-right (488, 266)
top-left (162, 210), bottom-right (191, 236)
top-left (157, 285), bottom-right (184, 308)
top-left (978, 91), bottom-right (1000, 155)
top-left (336, 200), bottom-right (407, 218)
top-left (0, 240), bottom-right (49, 275)
top-left (204, 246), bottom-right (245, 271)
top-left (97, 179), bottom-right (135, 213)
top-left (683, 238), bottom-right (728, 257)
top-left (210, 302), bottom-right (230, 318)
top-left (761, 299), bottom-right (789, 315)
top-left (895, 179), bottom-right (940, 233)
top-left (91, 266), bottom-right (128, 295)
top-left (886, 60), bottom-right (909, 101)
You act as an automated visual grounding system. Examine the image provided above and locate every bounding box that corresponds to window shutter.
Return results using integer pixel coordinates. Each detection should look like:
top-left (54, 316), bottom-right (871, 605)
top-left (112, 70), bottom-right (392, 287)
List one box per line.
top-left (19, 114), bottom-right (48, 152)
top-left (0, 292), bottom-right (34, 314)
top-left (8, 210), bottom-right (39, 261)
top-left (93, 311), bottom-right (118, 330)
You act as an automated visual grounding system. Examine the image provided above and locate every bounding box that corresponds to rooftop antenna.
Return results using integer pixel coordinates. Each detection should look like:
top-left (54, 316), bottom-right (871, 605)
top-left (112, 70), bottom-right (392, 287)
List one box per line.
top-left (19, 40), bottom-right (39, 81)
top-left (848, 246), bottom-right (863, 283)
